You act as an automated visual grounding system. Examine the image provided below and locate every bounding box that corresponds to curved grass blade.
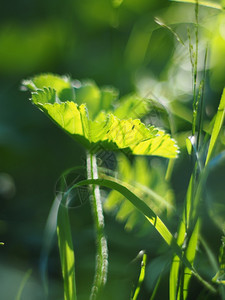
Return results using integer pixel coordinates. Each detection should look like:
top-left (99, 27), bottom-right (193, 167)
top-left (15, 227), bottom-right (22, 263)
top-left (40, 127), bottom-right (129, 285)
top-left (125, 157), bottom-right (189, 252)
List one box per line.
top-left (40, 195), bottom-right (60, 295)
top-left (71, 178), bottom-right (216, 293)
top-left (57, 201), bottom-right (77, 300)
top-left (205, 88), bottom-right (225, 166)
top-left (63, 178), bottom-right (187, 262)
top-left (40, 166), bottom-right (86, 296)
top-left (154, 17), bottom-right (184, 45)
top-left (15, 269), bottom-right (32, 300)
top-left (103, 155), bottom-right (175, 232)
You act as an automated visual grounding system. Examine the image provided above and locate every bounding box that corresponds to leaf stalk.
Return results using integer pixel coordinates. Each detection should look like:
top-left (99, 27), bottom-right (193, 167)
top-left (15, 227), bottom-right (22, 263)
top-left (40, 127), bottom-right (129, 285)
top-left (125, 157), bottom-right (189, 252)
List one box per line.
top-left (86, 152), bottom-right (108, 300)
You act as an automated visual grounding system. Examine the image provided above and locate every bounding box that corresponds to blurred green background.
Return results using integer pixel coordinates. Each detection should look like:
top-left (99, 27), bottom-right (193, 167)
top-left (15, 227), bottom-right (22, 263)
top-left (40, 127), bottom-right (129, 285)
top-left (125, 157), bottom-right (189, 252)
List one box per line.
top-left (1, 0), bottom-right (225, 299)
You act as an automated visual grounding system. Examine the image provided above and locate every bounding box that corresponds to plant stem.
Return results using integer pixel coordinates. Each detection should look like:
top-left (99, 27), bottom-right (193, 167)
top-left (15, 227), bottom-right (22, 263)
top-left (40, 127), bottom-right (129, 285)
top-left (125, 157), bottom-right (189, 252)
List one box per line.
top-left (86, 151), bottom-right (108, 300)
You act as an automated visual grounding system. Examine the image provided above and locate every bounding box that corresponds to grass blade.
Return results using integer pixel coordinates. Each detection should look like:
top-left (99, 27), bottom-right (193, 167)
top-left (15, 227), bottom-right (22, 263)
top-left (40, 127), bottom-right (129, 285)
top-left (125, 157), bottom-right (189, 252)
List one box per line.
top-left (16, 269), bottom-right (32, 300)
top-left (63, 177), bottom-right (216, 294)
top-left (205, 88), bottom-right (225, 166)
top-left (149, 275), bottom-right (162, 300)
top-left (178, 220), bottom-right (200, 300)
top-left (170, 255), bottom-right (180, 300)
top-left (132, 252), bottom-right (147, 300)
top-left (57, 202), bottom-right (77, 300)
top-left (170, 101), bottom-right (210, 134)
top-left (40, 195), bottom-right (60, 295)
top-left (169, 221), bottom-right (186, 300)
top-left (70, 179), bottom-right (192, 271)
top-left (169, 171), bottom-right (194, 300)
top-left (154, 17), bottom-right (184, 45)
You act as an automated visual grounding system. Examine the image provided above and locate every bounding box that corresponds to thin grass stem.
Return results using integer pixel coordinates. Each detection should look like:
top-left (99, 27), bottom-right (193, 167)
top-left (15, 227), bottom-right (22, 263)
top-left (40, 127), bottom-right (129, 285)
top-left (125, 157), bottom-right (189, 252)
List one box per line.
top-left (149, 275), bottom-right (161, 300)
top-left (191, 0), bottom-right (199, 138)
top-left (196, 46), bottom-right (208, 151)
top-left (16, 269), bottom-right (32, 300)
top-left (132, 252), bottom-right (147, 300)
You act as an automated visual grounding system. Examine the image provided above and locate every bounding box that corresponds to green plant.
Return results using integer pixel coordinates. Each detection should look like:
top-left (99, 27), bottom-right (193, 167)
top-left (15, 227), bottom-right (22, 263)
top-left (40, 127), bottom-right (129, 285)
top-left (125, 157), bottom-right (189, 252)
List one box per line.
top-left (21, 1), bottom-right (225, 299)
top-left (22, 74), bottom-right (178, 299)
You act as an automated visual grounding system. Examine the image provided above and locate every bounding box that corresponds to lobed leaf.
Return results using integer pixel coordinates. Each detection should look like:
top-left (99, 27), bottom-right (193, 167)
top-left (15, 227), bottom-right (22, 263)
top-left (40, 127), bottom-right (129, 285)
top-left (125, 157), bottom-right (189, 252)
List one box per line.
top-left (23, 74), bottom-right (179, 158)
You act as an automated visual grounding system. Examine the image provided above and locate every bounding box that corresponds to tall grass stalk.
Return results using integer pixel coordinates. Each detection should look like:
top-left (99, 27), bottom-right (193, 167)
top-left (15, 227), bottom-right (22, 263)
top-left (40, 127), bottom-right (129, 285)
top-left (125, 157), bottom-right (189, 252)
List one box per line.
top-left (196, 47), bottom-right (208, 151)
top-left (169, 1), bottom-right (219, 299)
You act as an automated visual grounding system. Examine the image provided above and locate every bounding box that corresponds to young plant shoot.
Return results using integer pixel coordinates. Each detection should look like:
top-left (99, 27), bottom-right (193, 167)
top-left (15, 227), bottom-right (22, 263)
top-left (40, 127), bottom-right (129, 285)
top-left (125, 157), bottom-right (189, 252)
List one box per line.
top-left (22, 73), bottom-right (179, 300)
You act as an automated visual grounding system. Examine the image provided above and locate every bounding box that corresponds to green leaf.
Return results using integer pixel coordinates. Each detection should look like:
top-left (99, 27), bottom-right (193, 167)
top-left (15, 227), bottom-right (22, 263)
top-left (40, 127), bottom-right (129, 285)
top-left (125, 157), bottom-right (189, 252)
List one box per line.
top-left (57, 202), bottom-right (77, 300)
top-left (154, 17), bottom-right (184, 46)
top-left (113, 93), bottom-right (149, 120)
top-left (23, 73), bottom-right (75, 101)
top-left (75, 80), bottom-right (119, 118)
top-left (213, 236), bottom-right (225, 285)
top-left (132, 252), bottom-right (147, 300)
top-left (178, 220), bottom-right (200, 300)
top-left (170, 255), bottom-right (180, 300)
top-left (205, 88), bottom-right (225, 166)
top-left (23, 74), bottom-right (179, 158)
top-left (24, 74), bottom-right (118, 117)
top-left (104, 154), bottom-right (174, 232)
top-left (169, 215), bottom-right (187, 300)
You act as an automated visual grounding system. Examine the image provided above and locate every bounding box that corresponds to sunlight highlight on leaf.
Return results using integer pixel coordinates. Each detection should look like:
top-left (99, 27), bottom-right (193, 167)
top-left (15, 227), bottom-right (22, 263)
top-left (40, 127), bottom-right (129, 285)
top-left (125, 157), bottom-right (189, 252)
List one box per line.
top-left (104, 154), bottom-right (174, 232)
top-left (74, 178), bottom-right (216, 294)
top-left (57, 202), bottom-right (77, 300)
top-left (205, 88), bottom-right (225, 166)
top-left (23, 74), bottom-right (179, 158)
top-left (72, 178), bottom-right (193, 270)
